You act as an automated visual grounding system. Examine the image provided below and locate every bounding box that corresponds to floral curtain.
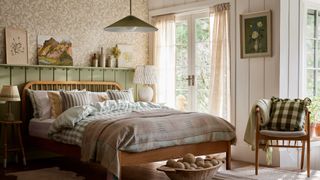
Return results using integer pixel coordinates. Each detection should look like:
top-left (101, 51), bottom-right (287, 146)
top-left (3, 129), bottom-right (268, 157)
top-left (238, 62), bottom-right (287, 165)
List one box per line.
top-left (151, 15), bottom-right (176, 107)
top-left (209, 3), bottom-right (231, 120)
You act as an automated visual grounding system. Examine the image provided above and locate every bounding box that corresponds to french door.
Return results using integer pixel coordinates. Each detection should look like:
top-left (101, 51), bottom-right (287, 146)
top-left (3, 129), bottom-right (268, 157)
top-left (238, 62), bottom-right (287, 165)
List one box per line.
top-left (175, 12), bottom-right (211, 112)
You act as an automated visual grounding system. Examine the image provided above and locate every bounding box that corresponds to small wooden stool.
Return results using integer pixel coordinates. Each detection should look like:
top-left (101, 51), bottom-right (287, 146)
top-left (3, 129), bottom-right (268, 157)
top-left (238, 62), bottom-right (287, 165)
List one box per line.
top-left (0, 120), bottom-right (26, 168)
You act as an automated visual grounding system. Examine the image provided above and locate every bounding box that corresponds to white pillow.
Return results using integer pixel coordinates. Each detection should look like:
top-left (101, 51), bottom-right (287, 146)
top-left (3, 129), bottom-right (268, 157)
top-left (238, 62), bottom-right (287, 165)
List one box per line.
top-left (33, 91), bottom-right (51, 119)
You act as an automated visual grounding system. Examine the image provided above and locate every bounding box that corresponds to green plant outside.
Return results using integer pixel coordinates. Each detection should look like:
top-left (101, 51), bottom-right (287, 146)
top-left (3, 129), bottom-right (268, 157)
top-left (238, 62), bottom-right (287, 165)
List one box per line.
top-left (308, 96), bottom-right (320, 124)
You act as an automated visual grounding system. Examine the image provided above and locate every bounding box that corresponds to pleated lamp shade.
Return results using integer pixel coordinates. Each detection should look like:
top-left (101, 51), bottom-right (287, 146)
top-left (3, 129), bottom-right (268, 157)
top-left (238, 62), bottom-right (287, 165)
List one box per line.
top-left (0, 85), bottom-right (21, 102)
top-left (133, 65), bottom-right (157, 85)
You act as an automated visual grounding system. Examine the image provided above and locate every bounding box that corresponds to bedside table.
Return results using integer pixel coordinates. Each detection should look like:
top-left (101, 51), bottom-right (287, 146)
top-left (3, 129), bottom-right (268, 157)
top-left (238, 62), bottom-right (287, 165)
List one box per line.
top-left (0, 120), bottom-right (26, 168)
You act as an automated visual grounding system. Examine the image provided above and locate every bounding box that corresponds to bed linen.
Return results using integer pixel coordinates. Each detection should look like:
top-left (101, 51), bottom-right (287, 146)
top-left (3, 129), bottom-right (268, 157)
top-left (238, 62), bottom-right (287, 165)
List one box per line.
top-left (29, 118), bottom-right (55, 139)
top-left (48, 100), bottom-right (236, 177)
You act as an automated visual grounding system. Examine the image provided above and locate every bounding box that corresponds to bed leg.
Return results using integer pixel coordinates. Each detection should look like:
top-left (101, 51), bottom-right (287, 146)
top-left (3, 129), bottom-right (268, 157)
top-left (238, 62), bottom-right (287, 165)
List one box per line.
top-left (226, 142), bottom-right (231, 170)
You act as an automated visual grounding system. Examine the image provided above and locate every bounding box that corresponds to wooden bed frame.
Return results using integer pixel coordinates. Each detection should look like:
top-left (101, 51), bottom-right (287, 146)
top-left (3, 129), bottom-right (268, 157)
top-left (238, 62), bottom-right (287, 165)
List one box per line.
top-left (21, 81), bottom-right (232, 179)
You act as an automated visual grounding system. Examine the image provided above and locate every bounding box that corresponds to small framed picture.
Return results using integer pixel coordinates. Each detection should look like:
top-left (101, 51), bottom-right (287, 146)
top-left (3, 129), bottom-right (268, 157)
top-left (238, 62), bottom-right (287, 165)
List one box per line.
top-left (240, 10), bottom-right (272, 58)
top-left (5, 27), bottom-right (28, 64)
top-left (117, 44), bottom-right (134, 68)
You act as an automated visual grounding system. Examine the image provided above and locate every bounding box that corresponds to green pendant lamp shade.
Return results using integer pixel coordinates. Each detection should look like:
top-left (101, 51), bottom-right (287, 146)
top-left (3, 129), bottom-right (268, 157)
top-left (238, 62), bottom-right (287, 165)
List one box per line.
top-left (104, 0), bottom-right (158, 32)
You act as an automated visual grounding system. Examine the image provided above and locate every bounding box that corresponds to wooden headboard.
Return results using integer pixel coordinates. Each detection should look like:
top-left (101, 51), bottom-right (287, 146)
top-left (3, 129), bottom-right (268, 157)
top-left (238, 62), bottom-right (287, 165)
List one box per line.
top-left (21, 81), bottom-right (121, 133)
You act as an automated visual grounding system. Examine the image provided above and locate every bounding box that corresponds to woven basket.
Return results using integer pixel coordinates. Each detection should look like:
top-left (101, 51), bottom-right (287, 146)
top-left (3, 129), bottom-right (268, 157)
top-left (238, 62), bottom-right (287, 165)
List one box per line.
top-left (157, 160), bottom-right (222, 180)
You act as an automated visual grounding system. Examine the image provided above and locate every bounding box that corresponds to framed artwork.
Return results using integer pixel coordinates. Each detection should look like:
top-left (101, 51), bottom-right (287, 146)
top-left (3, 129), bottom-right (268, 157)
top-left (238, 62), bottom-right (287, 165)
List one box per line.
top-left (240, 10), bottom-right (272, 58)
top-left (5, 27), bottom-right (28, 65)
top-left (37, 35), bottom-right (73, 66)
top-left (117, 44), bottom-right (134, 68)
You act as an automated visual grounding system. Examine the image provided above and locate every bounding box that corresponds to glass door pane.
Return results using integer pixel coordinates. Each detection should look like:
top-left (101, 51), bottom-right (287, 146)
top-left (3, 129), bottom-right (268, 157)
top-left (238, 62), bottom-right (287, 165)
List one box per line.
top-left (194, 16), bottom-right (211, 113)
top-left (175, 19), bottom-right (191, 111)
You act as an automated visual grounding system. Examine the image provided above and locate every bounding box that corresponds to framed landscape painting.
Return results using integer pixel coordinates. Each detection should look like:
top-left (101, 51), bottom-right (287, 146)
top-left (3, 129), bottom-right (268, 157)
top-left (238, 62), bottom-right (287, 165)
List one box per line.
top-left (37, 35), bottom-right (73, 66)
top-left (240, 10), bottom-right (272, 58)
top-left (5, 27), bottom-right (28, 65)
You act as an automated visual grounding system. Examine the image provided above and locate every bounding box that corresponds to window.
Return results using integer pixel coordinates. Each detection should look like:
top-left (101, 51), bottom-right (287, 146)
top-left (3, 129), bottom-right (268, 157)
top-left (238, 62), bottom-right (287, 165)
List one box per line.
top-left (304, 9), bottom-right (320, 97)
top-left (175, 12), bottom-right (211, 112)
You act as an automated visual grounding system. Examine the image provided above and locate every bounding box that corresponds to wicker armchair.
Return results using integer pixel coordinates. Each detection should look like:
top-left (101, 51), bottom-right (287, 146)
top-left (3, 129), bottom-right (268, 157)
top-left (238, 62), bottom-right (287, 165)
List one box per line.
top-left (255, 107), bottom-right (311, 177)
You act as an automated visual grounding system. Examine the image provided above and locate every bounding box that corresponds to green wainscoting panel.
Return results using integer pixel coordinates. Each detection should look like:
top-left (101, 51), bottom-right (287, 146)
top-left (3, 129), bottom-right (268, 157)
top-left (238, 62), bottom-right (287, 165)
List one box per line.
top-left (26, 67), bottom-right (40, 82)
top-left (54, 68), bottom-right (67, 81)
top-left (79, 69), bottom-right (92, 81)
top-left (126, 70), bottom-right (137, 100)
top-left (11, 66), bottom-right (25, 86)
top-left (67, 68), bottom-right (80, 81)
top-left (104, 69), bottom-right (115, 81)
top-left (10, 66), bottom-right (26, 120)
top-left (0, 66), bottom-right (10, 86)
top-left (92, 69), bottom-right (104, 81)
top-left (115, 70), bottom-right (126, 89)
top-left (0, 66), bottom-right (10, 119)
top-left (40, 67), bottom-right (54, 81)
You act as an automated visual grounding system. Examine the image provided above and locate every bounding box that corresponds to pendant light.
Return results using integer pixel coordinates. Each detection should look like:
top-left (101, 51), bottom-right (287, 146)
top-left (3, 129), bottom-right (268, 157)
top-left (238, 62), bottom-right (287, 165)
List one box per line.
top-left (104, 0), bottom-right (158, 32)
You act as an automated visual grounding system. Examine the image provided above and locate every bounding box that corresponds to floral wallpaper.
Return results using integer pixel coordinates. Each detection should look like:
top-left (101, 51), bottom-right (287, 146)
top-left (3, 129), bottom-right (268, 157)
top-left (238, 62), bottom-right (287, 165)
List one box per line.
top-left (0, 0), bottom-right (149, 66)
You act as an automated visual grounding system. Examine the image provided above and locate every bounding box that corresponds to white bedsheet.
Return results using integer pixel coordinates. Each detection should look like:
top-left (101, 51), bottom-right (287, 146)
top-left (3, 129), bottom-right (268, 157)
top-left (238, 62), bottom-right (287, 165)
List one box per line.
top-left (29, 118), bottom-right (55, 139)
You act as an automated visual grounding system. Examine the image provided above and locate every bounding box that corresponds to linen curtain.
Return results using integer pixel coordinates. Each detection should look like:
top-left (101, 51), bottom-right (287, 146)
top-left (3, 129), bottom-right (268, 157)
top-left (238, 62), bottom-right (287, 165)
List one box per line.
top-left (151, 15), bottom-right (176, 107)
top-left (209, 3), bottom-right (231, 120)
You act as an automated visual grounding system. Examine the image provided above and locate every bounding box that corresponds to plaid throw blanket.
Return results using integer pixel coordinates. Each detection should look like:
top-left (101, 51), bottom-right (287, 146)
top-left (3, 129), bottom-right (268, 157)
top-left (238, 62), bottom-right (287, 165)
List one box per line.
top-left (49, 100), bottom-right (166, 145)
top-left (81, 109), bottom-right (236, 178)
top-left (48, 100), bottom-right (236, 178)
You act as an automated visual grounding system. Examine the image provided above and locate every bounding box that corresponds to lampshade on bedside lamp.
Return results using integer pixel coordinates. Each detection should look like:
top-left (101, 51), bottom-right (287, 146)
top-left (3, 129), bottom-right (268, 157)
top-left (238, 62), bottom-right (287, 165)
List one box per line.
top-left (133, 65), bottom-right (157, 102)
top-left (0, 85), bottom-right (21, 120)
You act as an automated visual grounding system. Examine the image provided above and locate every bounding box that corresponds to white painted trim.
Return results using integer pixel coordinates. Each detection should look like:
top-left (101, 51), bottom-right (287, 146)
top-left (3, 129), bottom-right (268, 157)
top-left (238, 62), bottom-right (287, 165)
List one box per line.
top-left (279, 0), bottom-right (289, 98)
top-left (299, 0), bottom-right (306, 98)
top-left (149, 0), bottom-right (232, 17)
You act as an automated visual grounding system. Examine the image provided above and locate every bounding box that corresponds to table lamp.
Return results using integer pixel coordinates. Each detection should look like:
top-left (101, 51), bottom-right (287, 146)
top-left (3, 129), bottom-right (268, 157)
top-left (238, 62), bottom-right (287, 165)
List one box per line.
top-left (0, 85), bottom-right (21, 121)
top-left (133, 65), bottom-right (157, 102)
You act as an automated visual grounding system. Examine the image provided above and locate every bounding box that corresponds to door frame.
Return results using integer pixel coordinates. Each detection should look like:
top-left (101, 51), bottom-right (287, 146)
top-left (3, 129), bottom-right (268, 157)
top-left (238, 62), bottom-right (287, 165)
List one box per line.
top-left (175, 11), bottom-right (210, 111)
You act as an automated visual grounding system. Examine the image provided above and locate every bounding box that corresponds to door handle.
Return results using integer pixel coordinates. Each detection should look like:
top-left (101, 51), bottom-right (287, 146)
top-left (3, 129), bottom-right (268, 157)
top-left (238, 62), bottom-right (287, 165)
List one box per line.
top-left (185, 75), bottom-right (192, 86)
top-left (184, 75), bottom-right (195, 86)
top-left (191, 75), bottom-right (195, 86)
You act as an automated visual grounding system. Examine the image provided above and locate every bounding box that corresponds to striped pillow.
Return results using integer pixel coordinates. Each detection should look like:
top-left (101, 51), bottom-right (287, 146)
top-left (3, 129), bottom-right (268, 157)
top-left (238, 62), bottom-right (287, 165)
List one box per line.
top-left (267, 97), bottom-right (311, 131)
top-left (107, 89), bottom-right (134, 102)
top-left (60, 91), bottom-right (91, 111)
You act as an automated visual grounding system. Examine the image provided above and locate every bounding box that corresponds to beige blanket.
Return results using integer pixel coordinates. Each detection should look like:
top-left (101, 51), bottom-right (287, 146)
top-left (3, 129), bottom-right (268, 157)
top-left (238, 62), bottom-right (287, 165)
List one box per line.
top-left (81, 109), bottom-right (236, 177)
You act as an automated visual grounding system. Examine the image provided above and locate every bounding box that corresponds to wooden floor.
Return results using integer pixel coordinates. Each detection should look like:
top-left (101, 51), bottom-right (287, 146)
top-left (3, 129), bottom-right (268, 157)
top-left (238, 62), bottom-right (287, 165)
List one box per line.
top-left (0, 156), bottom-right (251, 180)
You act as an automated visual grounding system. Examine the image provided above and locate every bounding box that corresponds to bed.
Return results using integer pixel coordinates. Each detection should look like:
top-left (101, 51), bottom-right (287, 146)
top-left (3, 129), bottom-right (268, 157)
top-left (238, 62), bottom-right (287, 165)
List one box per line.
top-left (21, 81), bottom-right (235, 179)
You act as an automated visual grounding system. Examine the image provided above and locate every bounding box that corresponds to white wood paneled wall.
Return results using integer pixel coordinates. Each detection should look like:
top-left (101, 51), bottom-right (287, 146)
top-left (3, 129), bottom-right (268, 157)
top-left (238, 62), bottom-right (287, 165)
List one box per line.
top-left (234, 0), bottom-right (280, 165)
top-left (280, 0), bottom-right (302, 98)
top-left (148, 0), bottom-right (281, 165)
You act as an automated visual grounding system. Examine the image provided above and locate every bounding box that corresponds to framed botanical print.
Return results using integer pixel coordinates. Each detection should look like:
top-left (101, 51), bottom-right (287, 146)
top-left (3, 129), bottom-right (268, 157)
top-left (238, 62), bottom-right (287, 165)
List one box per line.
top-left (240, 10), bottom-right (272, 58)
top-left (5, 27), bottom-right (28, 64)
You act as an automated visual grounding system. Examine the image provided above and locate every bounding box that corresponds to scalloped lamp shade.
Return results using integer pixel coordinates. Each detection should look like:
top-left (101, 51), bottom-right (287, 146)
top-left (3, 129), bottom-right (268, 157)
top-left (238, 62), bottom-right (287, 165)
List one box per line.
top-left (133, 65), bottom-right (157, 85)
top-left (104, 0), bottom-right (158, 32)
top-left (0, 85), bottom-right (21, 102)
